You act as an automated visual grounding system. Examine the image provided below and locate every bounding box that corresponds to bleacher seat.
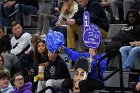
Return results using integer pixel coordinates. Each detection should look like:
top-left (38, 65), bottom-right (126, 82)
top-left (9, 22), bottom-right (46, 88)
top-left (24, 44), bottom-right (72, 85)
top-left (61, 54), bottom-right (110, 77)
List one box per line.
top-left (103, 24), bottom-right (127, 43)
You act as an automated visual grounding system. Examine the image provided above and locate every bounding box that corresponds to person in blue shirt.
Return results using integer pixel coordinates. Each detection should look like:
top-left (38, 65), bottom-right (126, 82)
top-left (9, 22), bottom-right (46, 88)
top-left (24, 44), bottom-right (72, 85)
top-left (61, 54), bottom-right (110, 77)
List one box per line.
top-left (61, 44), bottom-right (107, 93)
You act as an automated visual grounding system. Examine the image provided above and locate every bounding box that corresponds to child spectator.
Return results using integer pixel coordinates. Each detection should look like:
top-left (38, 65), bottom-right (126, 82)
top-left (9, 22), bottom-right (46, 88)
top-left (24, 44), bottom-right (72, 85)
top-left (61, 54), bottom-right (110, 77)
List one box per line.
top-left (0, 69), bottom-right (14, 93)
top-left (11, 72), bottom-right (32, 93)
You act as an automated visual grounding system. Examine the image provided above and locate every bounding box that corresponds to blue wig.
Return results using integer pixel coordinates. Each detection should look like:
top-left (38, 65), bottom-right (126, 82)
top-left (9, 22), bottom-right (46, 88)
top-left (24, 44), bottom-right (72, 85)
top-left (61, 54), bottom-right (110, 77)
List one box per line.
top-left (46, 30), bottom-right (64, 53)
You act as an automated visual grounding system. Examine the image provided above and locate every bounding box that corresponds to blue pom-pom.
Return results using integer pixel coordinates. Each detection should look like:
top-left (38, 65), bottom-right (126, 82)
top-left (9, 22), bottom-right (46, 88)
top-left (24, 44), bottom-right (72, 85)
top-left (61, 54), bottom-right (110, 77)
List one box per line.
top-left (46, 30), bottom-right (64, 53)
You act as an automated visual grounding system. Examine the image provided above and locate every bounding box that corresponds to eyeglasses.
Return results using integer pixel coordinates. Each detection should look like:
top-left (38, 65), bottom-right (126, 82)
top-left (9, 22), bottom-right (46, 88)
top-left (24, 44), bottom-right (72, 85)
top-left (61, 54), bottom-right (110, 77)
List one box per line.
top-left (15, 78), bottom-right (24, 82)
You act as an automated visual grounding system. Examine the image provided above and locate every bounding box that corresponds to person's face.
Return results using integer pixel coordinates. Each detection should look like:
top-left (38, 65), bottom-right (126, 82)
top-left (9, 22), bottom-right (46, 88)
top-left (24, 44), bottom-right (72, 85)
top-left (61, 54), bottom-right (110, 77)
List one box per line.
top-left (77, 0), bottom-right (88, 8)
top-left (37, 42), bottom-right (46, 54)
top-left (128, 13), bottom-right (136, 25)
top-left (0, 56), bottom-right (3, 68)
top-left (48, 51), bottom-right (57, 61)
top-left (0, 77), bottom-right (9, 89)
top-left (63, 0), bottom-right (72, 6)
top-left (14, 75), bottom-right (24, 89)
top-left (12, 24), bottom-right (22, 38)
top-left (73, 68), bottom-right (87, 91)
top-left (0, 29), bottom-right (4, 39)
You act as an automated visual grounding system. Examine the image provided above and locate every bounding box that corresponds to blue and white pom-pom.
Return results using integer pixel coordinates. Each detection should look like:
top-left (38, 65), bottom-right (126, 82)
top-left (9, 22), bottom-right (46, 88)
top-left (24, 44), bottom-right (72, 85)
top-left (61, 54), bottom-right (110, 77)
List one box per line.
top-left (46, 30), bottom-right (64, 53)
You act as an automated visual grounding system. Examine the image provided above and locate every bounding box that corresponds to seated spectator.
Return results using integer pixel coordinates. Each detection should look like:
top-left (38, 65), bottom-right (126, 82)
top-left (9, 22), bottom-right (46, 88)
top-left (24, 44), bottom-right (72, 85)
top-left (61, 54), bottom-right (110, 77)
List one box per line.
top-left (19, 35), bottom-right (41, 92)
top-left (36, 30), bottom-right (70, 93)
top-left (106, 9), bottom-right (140, 57)
top-left (15, 0), bottom-right (39, 25)
top-left (52, 0), bottom-right (79, 47)
top-left (37, 49), bottom-right (70, 93)
top-left (11, 72), bottom-right (32, 93)
top-left (120, 41), bottom-right (140, 71)
top-left (19, 35), bottom-right (41, 77)
top-left (66, 0), bottom-right (109, 50)
top-left (110, 0), bottom-right (136, 23)
top-left (2, 21), bottom-right (32, 74)
top-left (0, 0), bottom-right (15, 26)
top-left (0, 26), bottom-right (11, 54)
top-left (0, 69), bottom-right (14, 93)
top-left (34, 40), bottom-right (49, 75)
top-left (61, 43), bottom-right (107, 93)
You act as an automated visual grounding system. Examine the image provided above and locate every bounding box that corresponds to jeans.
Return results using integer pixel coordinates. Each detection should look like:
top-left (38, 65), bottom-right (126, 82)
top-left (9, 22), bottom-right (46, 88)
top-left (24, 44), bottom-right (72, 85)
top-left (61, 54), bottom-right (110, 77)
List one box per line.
top-left (123, 0), bottom-right (135, 19)
top-left (37, 13), bottom-right (58, 35)
top-left (15, 4), bottom-right (38, 24)
top-left (2, 52), bottom-right (20, 74)
top-left (110, 0), bottom-right (135, 20)
top-left (120, 46), bottom-right (140, 71)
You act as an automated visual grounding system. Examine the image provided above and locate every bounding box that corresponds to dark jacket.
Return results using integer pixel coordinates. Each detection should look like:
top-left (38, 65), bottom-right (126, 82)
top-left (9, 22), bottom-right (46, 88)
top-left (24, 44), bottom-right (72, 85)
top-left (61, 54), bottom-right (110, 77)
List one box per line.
top-left (73, 0), bottom-right (109, 31)
top-left (44, 56), bottom-right (71, 80)
top-left (11, 82), bottom-right (32, 93)
top-left (0, 35), bottom-right (11, 54)
top-left (112, 10), bottom-right (140, 45)
top-left (112, 24), bottom-right (140, 45)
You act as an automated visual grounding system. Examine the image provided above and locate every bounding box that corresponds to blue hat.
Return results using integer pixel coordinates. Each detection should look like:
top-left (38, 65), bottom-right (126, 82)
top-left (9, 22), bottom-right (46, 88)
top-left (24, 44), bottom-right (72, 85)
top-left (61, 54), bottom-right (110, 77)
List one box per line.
top-left (46, 30), bottom-right (64, 53)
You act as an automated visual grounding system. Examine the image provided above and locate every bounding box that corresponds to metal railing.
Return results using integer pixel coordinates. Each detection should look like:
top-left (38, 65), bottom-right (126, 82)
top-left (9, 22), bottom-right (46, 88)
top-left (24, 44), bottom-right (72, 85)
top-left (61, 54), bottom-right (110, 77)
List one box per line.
top-left (1, 0), bottom-right (23, 26)
top-left (96, 49), bottom-right (124, 93)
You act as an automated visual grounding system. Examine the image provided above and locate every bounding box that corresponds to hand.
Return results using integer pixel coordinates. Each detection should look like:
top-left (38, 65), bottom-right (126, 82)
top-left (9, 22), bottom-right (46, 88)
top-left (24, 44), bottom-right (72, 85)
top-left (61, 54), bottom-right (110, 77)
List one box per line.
top-left (66, 19), bottom-right (75, 25)
top-left (136, 82), bottom-right (140, 91)
top-left (38, 76), bottom-right (44, 81)
top-left (38, 73), bottom-right (44, 81)
top-left (44, 62), bottom-right (49, 67)
top-left (55, 7), bottom-right (60, 12)
top-left (130, 41), bottom-right (140, 46)
top-left (37, 31), bottom-right (41, 35)
top-left (89, 48), bottom-right (96, 57)
top-left (5, 1), bottom-right (15, 7)
top-left (24, 51), bottom-right (30, 54)
top-left (129, 41), bottom-right (135, 46)
top-left (59, 46), bottom-right (66, 53)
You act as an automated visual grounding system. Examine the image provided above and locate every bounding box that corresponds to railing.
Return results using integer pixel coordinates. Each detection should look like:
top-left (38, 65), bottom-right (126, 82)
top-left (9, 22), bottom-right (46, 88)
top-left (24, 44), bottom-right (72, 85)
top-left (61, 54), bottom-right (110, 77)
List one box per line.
top-left (1, 0), bottom-right (23, 26)
top-left (96, 49), bottom-right (124, 93)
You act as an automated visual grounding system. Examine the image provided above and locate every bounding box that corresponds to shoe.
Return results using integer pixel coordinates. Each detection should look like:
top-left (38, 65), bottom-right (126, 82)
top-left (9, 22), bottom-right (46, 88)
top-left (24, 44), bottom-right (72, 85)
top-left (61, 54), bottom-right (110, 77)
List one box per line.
top-left (114, 20), bottom-right (120, 24)
top-left (122, 68), bottom-right (130, 72)
top-left (106, 67), bottom-right (117, 71)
